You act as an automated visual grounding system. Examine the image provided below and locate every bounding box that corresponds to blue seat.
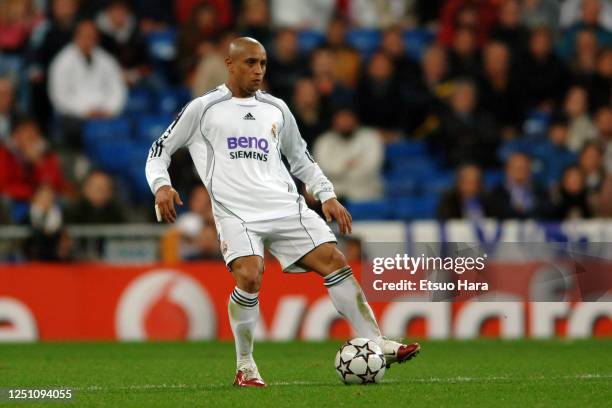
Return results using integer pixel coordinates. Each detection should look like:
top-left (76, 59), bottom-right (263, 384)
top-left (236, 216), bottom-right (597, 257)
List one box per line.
top-left (91, 139), bottom-right (136, 173)
top-left (136, 114), bottom-right (173, 143)
top-left (346, 200), bottom-right (393, 220)
top-left (83, 118), bottom-right (131, 157)
top-left (393, 195), bottom-right (439, 220)
top-left (125, 88), bottom-right (152, 115)
top-left (387, 156), bottom-right (438, 179)
top-left (156, 87), bottom-right (192, 115)
top-left (146, 29), bottom-right (177, 61)
top-left (385, 140), bottom-right (426, 161)
top-left (402, 29), bottom-right (435, 61)
top-left (422, 171), bottom-right (455, 195)
top-left (346, 29), bottom-right (382, 59)
top-left (297, 30), bottom-right (325, 53)
top-left (484, 170), bottom-right (504, 189)
top-left (385, 176), bottom-right (420, 197)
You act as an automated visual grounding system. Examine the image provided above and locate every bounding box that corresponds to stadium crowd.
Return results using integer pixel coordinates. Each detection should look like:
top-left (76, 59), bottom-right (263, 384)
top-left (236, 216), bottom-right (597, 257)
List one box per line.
top-left (0, 0), bottom-right (611, 260)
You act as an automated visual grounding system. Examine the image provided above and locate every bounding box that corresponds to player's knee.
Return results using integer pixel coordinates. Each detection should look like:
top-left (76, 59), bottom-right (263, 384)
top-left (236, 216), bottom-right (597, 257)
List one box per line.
top-left (231, 258), bottom-right (264, 292)
top-left (326, 248), bottom-right (348, 273)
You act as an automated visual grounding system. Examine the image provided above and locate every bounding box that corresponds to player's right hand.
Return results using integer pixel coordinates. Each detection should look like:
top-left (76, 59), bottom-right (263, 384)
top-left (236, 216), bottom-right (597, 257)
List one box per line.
top-left (155, 185), bottom-right (183, 223)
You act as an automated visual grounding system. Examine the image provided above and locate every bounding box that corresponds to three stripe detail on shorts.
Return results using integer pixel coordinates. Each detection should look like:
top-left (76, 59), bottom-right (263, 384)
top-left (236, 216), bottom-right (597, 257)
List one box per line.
top-left (230, 288), bottom-right (259, 308)
top-left (324, 266), bottom-right (353, 287)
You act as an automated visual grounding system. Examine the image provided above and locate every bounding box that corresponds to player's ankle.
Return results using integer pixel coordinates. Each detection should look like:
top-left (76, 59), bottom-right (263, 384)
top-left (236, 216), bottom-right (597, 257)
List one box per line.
top-left (237, 357), bottom-right (256, 370)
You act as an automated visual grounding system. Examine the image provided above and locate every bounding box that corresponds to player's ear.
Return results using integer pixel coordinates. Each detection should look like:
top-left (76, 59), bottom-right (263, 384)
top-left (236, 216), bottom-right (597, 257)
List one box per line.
top-left (225, 57), bottom-right (233, 73)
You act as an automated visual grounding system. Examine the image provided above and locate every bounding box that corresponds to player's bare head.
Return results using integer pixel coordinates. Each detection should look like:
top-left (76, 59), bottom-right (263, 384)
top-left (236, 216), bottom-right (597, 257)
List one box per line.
top-left (225, 37), bottom-right (266, 97)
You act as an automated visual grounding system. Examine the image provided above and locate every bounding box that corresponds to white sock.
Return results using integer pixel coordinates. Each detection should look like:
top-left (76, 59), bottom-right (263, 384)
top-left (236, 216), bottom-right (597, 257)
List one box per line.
top-left (228, 286), bottom-right (259, 369)
top-left (325, 267), bottom-right (383, 348)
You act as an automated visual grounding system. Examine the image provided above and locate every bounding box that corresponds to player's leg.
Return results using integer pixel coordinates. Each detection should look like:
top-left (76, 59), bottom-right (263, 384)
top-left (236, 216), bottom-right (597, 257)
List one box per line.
top-left (216, 217), bottom-right (266, 387)
top-left (298, 243), bottom-right (420, 367)
top-left (228, 255), bottom-right (266, 387)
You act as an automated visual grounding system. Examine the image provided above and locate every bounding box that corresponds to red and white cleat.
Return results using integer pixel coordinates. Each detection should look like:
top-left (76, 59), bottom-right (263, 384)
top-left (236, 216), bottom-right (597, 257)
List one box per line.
top-left (382, 339), bottom-right (421, 368)
top-left (233, 365), bottom-right (266, 388)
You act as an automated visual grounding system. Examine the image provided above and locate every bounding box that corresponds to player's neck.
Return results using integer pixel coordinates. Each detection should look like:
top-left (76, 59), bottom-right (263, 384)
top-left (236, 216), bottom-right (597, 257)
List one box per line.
top-left (226, 81), bottom-right (255, 98)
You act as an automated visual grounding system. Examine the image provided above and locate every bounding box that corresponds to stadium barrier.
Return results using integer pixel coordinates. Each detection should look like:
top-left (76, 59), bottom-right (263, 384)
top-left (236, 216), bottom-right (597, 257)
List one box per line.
top-left (1, 261), bottom-right (611, 342)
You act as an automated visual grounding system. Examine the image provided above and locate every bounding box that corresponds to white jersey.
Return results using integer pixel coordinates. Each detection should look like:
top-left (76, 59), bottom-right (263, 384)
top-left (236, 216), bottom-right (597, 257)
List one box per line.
top-left (145, 84), bottom-right (336, 223)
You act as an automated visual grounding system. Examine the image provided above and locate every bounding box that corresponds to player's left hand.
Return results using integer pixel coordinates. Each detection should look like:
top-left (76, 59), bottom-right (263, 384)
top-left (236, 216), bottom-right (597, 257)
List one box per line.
top-left (322, 198), bottom-right (352, 235)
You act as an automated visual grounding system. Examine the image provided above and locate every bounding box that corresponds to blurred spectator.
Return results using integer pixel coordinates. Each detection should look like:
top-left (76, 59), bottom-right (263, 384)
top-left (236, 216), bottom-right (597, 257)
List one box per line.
top-left (23, 185), bottom-right (71, 261)
top-left (490, 0), bottom-right (528, 57)
top-left (270, 0), bottom-right (335, 31)
top-left (176, 3), bottom-right (222, 78)
top-left (578, 142), bottom-right (605, 199)
top-left (237, 0), bottom-right (272, 48)
top-left (478, 42), bottom-right (523, 136)
top-left (488, 152), bottom-right (551, 219)
top-left (190, 33), bottom-right (231, 96)
top-left (532, 115), bottom-right (577, 187)
top-left (0, 76), bottom-right (17, 143)
top-left (551, 165), bottom-right (592, 219)
top-left (133, 0), bottom-right (176, 29)
top-left (356, 51), bottom-right (402, 132)
top-left (570, 30), bottom-right (600, 101)
top-left (438, 0), bottom-right (498, 48)
top-left (161, 185), bottom-right (220, 261)
top-left (323, 18), bottom-right (361, 88)
top-left (380, 26), bottom-right (421, 85)
top-left (291, 78), bottom-right (329, 148)
top-left (65, 171), bottom-right (125, 224)
top-left (48, 20), bottom-right (127, 122)
top-left (447, 27), bottom-right (482, 79)
top-left (434, 80), bottom-right (499, 168)
top-left (560, 0), bottom-right (612, 30)
top-left (314, 108), bottom-right (383, 201)
top-left (96, 0), bottom-right (151, 86)
top-left (558, 0), bottom-right (612, 59)
top-left (0, 118), bottom-right (68, 205)
top-left (590, 48), bottom-right (612, 111)
top-left (595, 106), bottom-right (612, 172)
top-left (403, 45), bottom-right (452, 135)
top-left (564, 85), bottom-right (597, 151)
top-left (516, 27), bottom-right (570, 112)
top-left (348, 0), bottom-right (414, 28)
top-left (175, 0), bottom-right (233, 27)
top-left (0, 0), bottom-right (42, 54)
top-left (437, 163), bottom-right (491, 220)
top-left (521, 0), bottom-right (560, 31)
top-left (27, 0), bottom-right (80, 127)
top-left (267, 28), bottom-right (307, 103)
top-left (308, 48), bottom-right (354, 118)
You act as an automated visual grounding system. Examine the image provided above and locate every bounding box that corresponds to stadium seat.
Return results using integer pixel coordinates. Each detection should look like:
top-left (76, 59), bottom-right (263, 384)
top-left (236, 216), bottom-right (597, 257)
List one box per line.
top-left (385, 140), bottom-right (427, 161)
top-left (125, 88), bottom-right (153, 115)
top-left (146, 29), bottom-right (177, 61)
top-left (345, 200), bottom-right (393, 220)
top-left (386, 156), bottom-right (438, 179)
top-left (156, 87), bottom-right (192, 115)
top-left (90, 139), bottom-right (137, 173)
top-left (346, 29), bottom-right (382, 59)
top-left (484, 170), bottom-right (504, 189)
top-left (422, 171), bottom-right (455, 195)
top-left (402, 29), bottom-right (435, 61)
top-left (297, 30), bottom-right (325, 53)
top-left (393, 195), bottom-right (439, 220)
top-left (135, 114), bottom-right (173, 143)
top-left (385, 176), bottom-right (420, 197)
top-left (82, 118), bottom-right (131, 157)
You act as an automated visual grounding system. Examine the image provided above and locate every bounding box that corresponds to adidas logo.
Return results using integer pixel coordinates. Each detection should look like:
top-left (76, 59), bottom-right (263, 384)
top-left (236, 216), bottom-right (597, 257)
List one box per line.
top-left (243, 112), bottom-right (255, 120)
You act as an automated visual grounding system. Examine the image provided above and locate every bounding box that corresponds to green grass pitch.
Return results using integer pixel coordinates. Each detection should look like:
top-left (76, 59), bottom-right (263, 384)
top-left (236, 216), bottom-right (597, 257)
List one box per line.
top-left (1, 340), bottom-right (611, 407)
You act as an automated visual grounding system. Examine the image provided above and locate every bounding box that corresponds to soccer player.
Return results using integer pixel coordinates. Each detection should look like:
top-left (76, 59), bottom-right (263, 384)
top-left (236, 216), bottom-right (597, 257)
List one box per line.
top-left (145, 37), bottom-right (420, 387)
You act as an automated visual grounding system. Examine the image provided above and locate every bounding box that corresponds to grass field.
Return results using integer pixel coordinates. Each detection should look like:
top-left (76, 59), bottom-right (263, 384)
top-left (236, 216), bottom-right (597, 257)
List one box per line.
top-left (1, 340), bottom-right (611, 407)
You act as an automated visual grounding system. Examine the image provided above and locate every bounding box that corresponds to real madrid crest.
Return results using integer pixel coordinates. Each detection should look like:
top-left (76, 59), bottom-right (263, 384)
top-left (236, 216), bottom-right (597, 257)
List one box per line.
top-left (271, 123), bottom-right (278, 142)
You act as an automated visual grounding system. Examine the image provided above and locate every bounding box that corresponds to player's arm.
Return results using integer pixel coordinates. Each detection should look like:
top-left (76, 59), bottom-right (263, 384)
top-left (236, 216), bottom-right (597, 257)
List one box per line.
top-left (145, 101), bottom-right (201, 223)
top-left (279, 106), bottom-right (352, 234)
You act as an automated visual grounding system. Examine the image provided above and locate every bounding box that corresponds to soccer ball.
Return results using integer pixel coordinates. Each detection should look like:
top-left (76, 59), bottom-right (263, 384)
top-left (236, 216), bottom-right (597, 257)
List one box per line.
top-left (335, 338), bottom-right (386, 384)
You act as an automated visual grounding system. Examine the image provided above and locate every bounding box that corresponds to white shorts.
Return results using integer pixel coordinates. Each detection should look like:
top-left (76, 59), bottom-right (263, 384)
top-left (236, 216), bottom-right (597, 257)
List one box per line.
top-left (216, 208), bottom-right (337, 272)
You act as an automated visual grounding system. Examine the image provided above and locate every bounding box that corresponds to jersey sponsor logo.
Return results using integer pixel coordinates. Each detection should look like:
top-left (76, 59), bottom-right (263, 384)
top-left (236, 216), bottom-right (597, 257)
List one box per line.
top-left (227, 136), bottom-right (269, 161)
top-left (243, 112), bottom-right (256, 120)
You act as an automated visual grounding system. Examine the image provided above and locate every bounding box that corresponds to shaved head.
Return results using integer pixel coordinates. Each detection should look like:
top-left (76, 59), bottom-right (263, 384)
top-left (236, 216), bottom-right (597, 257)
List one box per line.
top-left (225, 37), bottom-right (267, 97)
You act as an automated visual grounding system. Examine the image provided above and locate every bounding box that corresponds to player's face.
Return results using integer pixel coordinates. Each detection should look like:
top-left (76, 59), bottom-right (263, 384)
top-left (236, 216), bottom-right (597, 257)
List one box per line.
top-left (232, 45), bottom-right (267, 95)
